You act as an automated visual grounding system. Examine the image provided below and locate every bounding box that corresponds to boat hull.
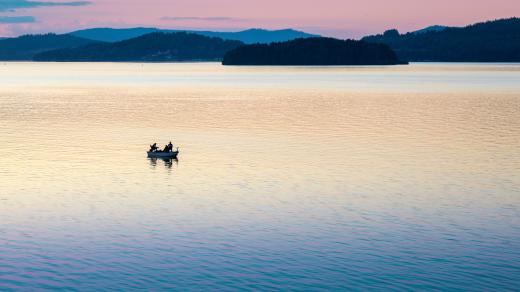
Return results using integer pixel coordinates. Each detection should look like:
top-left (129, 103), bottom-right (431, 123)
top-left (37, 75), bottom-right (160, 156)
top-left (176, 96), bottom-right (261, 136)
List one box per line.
top-left (147, 151), bottom-right (179, 159)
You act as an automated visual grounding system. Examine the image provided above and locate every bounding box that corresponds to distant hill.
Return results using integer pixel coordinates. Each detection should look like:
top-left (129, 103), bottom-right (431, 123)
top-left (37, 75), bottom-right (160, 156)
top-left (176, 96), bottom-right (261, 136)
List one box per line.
top-left (197, 29), bottom-right (319, 44)
top-left (412, 25), bottom-right (448, 35)
top-left (69, 27), bottom-right (319, 44)
top-left (0, 33), bottom-right (97, 60)
top-left (34, 32), bottom-right (243, 62)
top-left (69, 28), bottom-right (159, 42)
top-left (222, 37), bottom-right (407, 66)
top-left (362, 18), bottom-right (520, 62)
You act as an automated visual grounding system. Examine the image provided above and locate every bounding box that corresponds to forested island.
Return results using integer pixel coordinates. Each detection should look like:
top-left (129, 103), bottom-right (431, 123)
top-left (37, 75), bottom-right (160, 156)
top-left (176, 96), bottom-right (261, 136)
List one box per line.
top-left (222, 38), bottom-right (407, 65)
top-left (34, 32), bottom-right (243, 62)
top-left (362, 18), bottom-right (520, 62)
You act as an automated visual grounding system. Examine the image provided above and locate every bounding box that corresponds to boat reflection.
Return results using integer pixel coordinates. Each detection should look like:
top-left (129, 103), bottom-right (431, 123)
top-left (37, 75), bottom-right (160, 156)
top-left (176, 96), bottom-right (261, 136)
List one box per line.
top-left (149, 157), bottom-right (178, 169)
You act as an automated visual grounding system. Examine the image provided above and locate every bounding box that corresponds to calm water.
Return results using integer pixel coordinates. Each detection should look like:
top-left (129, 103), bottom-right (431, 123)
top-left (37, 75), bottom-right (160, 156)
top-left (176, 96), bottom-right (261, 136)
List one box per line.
top-left (0, 63), bottom-right (519, 290)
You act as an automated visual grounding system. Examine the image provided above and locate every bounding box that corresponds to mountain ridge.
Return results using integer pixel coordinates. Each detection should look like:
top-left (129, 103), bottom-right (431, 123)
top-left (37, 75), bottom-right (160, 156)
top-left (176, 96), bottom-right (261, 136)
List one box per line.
top-left (68, 27), bottom-right (319, 44)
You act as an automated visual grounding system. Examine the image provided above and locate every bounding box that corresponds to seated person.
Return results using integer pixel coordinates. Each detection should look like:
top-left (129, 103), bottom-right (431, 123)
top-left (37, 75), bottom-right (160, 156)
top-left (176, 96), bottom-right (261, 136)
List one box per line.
top-left (150, 143), bottom-right (158, 152)
top-left (163, 145), bottom-right (170, 152)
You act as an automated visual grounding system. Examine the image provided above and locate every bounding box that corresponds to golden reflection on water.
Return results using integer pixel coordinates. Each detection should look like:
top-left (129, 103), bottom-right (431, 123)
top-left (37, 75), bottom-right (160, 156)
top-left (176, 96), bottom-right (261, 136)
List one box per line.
top-left (0, 63), bottom-right (519, 208)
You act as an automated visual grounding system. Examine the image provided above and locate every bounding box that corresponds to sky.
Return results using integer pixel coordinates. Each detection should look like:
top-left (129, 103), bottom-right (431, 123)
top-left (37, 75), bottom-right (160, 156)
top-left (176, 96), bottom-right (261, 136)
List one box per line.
top-left (0, 0), bottom-right (519, 38)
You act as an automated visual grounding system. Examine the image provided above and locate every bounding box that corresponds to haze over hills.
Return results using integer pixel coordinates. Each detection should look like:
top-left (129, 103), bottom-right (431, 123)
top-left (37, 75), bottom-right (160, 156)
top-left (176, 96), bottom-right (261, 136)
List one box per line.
top-left (34, 32), bottom-right (243, 62)
top-left (222, 38), bottom-right (406, 65)
top-left (69, 28), bottom-right (319, 44)
top-left (363, 18), bottom-right (520, 62)
top-left (0, 34), bottom-right (97, 60)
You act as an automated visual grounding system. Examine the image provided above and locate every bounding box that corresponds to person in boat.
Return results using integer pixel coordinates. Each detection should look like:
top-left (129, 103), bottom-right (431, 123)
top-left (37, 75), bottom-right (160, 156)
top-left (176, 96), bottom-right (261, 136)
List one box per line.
top-left (168, 141), bottom-right (173, 152)
top-left (163, 144), bottom-right (169, 152)
top-left (150, 143), bottom-right (158, 152)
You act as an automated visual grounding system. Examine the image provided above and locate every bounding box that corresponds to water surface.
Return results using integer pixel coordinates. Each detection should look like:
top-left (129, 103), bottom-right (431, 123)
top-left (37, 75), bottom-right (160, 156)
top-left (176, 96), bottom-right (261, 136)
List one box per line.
top-left (0, 62), bottom-right (519, 290)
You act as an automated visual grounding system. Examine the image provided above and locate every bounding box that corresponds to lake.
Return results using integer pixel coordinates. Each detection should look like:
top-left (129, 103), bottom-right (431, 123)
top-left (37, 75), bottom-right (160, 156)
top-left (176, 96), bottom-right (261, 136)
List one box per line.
top-left (0, 62), bottom-right (519, 290)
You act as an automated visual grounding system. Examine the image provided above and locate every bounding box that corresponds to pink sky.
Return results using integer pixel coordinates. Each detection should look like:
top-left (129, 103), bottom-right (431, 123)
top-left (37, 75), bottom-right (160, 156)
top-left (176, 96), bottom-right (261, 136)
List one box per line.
top-left (0, 0), bottom-right (519, 38)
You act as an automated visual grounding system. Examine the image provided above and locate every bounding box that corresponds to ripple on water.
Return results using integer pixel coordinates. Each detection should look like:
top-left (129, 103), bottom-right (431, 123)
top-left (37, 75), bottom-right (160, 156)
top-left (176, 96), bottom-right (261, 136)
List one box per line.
top-left (0, 63), bottom-right (519, 290)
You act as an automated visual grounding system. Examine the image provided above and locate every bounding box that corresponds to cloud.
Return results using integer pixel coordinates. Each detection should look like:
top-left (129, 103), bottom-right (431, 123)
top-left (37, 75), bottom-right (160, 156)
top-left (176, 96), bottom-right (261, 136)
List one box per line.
top-left (0, 0), bottom-right (90, 12)
top-left (0, 15), bottom-right (35, 23)
top-left (161, 16), bottom-right (245, 22)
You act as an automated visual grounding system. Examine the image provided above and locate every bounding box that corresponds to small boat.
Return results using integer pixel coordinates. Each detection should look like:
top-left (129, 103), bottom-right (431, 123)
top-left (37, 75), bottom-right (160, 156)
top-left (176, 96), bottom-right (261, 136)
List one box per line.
top-left (147, 150), bottom-right (179, 159)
